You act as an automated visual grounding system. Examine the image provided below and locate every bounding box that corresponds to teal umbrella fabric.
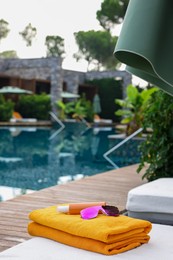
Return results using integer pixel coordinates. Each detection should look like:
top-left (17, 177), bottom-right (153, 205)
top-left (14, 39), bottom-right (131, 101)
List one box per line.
top-left (114, 0), bottom-right (173, 96)
top-left (0, 86), bottom-right (33, 94)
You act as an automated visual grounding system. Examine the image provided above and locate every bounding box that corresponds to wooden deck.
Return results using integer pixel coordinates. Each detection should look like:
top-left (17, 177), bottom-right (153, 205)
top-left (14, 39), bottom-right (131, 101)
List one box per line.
top-left (0, 164), bottom-right (146, 253)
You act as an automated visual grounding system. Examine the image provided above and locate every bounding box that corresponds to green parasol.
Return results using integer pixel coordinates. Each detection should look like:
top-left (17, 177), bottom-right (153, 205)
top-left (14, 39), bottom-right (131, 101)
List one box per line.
top-left (93, 94), bottom-right (101, 114)
top-left (114, 0), bottom-right (173, 95)
top-left (0, 86), bottom-right (33, 94)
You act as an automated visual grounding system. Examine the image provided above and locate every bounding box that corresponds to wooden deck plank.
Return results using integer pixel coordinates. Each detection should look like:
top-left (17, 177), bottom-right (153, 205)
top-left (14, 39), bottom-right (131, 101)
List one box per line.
top-left (0, 164), bottom-right (146, 253)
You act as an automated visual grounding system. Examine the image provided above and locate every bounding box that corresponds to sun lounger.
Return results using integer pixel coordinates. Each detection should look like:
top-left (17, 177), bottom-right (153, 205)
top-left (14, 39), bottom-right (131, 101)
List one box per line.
top-left (126, 178), bottom-right (173, 225)
top-left (27, 205), bottom-right (152, 255)
top-left (94, 118), bottom-right (113, 124)
top-left (10, 111), bottom-right (37, 123)
top-left (10, 118), bottom-right (37, 123)
top-left (93, 114), bottom-right (113, 125)
top-left (0, 223), bottom-right (173, 259)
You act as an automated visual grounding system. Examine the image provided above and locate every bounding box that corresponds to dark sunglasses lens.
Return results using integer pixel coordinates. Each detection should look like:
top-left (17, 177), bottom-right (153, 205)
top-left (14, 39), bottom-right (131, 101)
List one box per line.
top-left (102, 205), bottom-right (120, 216)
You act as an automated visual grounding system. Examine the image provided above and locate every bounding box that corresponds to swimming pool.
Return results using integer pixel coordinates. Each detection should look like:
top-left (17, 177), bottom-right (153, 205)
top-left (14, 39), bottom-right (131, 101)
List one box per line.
top-left (0, 123), bottom-right (143, 201)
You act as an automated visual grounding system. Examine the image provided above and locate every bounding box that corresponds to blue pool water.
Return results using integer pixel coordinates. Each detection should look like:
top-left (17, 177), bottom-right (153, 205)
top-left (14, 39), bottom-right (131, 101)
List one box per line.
top-left (0, 123), bottom-right (143, 201)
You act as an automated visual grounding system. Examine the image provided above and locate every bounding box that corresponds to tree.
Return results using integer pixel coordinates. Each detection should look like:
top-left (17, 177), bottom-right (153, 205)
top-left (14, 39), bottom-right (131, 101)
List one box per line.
top-left (0, 50), bottom-right (18, 58)
top-left (45, 35), bottom-right (65, 58)
top-left (74, 30), bottom-right (118, 71)
top-left (0, 19), bottom-right (10, 44)
top-left (19, 23), bottom-right (37, 46)
top-left (96, 0), bottom-right (129, 31)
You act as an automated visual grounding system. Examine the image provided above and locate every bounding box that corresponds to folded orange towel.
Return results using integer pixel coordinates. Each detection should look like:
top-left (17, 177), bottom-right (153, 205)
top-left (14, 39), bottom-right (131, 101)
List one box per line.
top-left (28, 205), bottom-right (152, 255)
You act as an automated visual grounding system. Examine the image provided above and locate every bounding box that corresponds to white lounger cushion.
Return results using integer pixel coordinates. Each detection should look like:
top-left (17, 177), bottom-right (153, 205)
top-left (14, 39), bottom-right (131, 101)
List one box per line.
top-left (126, 178), bottom-right (173, 224)
top-left (0, 224), bottom-right (173, 260)
top-left (10, 118), bottom-right (37, 123)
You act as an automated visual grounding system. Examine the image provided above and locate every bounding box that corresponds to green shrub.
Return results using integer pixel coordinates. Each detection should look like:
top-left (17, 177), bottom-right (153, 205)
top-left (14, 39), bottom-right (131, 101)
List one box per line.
top-left (137, 90), bottom-right (173, 181)
top-left (56, 94), bottom-right (94, 122)
top-left (16, 94), bottom-right (51, 120)
top-left (115, 85), bottom-right (158, 135)
top-left (0, 94), bottom-right (14, 121)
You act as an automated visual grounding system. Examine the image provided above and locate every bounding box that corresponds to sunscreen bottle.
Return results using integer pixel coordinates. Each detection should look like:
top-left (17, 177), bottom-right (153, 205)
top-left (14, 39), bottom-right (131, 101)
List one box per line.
top-left (57, 201), bottom-right (106, 214)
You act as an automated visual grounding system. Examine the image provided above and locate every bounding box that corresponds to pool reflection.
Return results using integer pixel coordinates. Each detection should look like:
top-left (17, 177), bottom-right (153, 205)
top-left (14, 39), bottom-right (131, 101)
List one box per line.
top-left (0, 123), bottom-right (143, 201)
top-left (0, 123), bottom-right (115, 201)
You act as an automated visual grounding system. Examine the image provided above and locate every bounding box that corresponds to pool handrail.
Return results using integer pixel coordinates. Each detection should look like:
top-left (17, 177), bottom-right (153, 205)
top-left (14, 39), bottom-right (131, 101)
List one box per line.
top-left (49, 112), bottom-right (65, 140)
top-left (103, 128), bottom-right (143, 168)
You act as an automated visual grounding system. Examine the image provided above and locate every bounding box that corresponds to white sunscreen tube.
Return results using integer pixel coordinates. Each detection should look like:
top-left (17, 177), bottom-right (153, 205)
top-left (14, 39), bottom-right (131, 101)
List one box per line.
top-left (57, 201), bottom-right (106, 214)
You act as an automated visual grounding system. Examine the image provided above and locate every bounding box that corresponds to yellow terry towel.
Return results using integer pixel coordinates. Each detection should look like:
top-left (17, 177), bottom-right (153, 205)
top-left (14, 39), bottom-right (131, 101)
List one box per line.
top-left (28, 205), bottom-right (152, 255)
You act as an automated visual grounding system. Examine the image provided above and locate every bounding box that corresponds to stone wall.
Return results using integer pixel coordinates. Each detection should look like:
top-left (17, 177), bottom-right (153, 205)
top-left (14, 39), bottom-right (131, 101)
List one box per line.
top-left (62, 69), bottom-right (132, 99)
top-left (0, 57), bottom-right (132, 112)
top-left (0, 57), bottom-right (63, 113)
top-left (86, 70), bottom-right (132, 99)
top-left (0, 57), bottom-right (54, 80)
top-left (63, 69), bottom-right (85, 94)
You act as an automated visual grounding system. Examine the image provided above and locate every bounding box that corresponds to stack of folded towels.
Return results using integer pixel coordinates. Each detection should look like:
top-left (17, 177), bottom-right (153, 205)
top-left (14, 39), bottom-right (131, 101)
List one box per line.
top-left (28, 205), bottom-right (152, 255)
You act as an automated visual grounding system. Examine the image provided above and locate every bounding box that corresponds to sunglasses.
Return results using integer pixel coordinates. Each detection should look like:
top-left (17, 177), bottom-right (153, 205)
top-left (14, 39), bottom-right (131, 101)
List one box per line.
top-left (80, 205), bottom-right (120, 220)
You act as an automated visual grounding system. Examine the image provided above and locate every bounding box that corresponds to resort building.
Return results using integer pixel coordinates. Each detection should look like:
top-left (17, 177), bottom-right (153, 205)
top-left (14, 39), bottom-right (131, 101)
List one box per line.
top-left (0, 57), bottom-right (131, 116)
